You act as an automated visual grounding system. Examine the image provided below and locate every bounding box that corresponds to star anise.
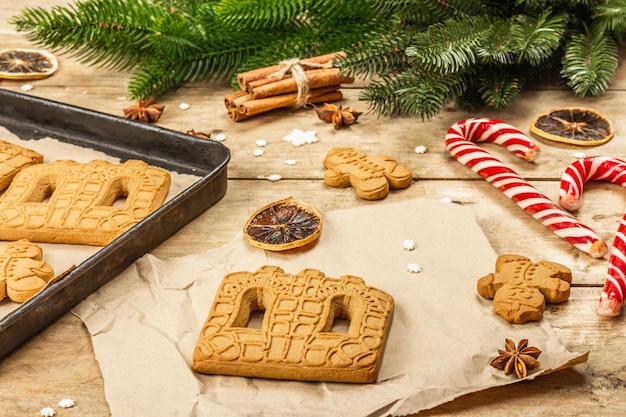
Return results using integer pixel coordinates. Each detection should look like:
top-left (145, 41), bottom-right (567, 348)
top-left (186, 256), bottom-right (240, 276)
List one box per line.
top-left (123, 97), bottom-right (165, 123)
top-left (185, 129), bottom-right (212, 139)
top-left (315, 103), bottom-right (362, 130)
top-left (490, 338), bottom-right (542, 379)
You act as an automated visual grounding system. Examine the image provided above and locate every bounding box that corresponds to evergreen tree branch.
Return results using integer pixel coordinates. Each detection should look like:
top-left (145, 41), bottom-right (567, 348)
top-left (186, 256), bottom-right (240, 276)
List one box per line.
top-left (592, 0), bottom-right (626, 34)
top-left (405, 16), bottom-right (494, 74)
top-left (561, 24), bottom-right (618, 96)
top-left (11, 0), bottom-right (201, 72)
top-left (508, 9), bottom-right (566, 66)
top-left (361, 70), bottom-right (470, 119)
top-left (478, 69), bottom-right (526, 108)
top-left (10, 0), bottom-right (626, 118)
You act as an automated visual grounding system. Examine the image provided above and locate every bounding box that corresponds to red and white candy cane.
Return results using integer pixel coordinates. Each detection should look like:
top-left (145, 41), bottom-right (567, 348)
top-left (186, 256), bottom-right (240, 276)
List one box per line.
top-left (445, 118), bottom-right (607, 259)
top-left (560, 156), bottom-right (626, 316)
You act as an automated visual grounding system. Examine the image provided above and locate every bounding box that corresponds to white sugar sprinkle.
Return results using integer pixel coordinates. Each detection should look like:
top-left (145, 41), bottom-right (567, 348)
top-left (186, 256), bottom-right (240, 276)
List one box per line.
top-left (40, 408), bottom-right (56, 417)
top-left (255, 139), bottom-right (267, 147)
top-left (284, 159), bottom-right (297, 165)
top-left (20, 84), bottom-right (34, 92)
top-left (283, 129), bottom-right (318, 147)
top-left (414, 145), bottom-right (428, 154)
top-left (573, 151), bottom-right (586, 159)
top-left (213, 133), bottom-right (226, 142)
top-left (267, 174), bottom-right (282, 181)
top-left (253, 149), bottom-right (264, 157)
top-left (403, 239), bottom-right (416, 251)
top-left (441, 197), bottom-right (453, 204)
top-left (178, 102), bottom-right (191, 110)
top-left (407, 263), bottom-right (422, 273)
top-left (58, 398), bottom-right (75, 408)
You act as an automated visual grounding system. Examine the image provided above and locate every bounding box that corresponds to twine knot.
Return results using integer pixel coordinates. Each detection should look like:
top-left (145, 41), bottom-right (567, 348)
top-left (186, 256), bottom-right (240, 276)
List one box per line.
top-left (269, 58), bottom-right (334, 108)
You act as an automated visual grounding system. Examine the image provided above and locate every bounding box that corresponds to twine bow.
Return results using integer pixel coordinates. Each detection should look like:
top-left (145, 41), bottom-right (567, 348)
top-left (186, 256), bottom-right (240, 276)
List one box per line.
top-left (269, 58), bottom-right (334, 108)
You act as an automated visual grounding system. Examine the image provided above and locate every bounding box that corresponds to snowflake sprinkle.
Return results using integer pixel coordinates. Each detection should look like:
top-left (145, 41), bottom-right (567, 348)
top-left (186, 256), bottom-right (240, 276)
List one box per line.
top-left (403, 239), bottom-right (416, 251)
top-left (414, 145), bottom-right (428, 154)
top-left (283, 129), bottom-right (318, 147)
top-left (255, 139), bottom-right (268, 147)
top-left (178, 102), bottom-right (191, 110)
top-left (573, 151), bottom-right (587, 159)
top-left (267, 174), bottom-right (282, 181)
top-left (213, 133), bottom-right (226, 142)
top-left (253, 148), bottom-right (264, 157)
top-left (284, 159), bottom-right (298, 165)
top-left (40, 408), bottom-right (55, 417)
top-left (407, 263), bottom-right (422, 273)
top-left (58, 399), bottom-right (75, 408)
top-left (21, 84), bottom-right (34, 92)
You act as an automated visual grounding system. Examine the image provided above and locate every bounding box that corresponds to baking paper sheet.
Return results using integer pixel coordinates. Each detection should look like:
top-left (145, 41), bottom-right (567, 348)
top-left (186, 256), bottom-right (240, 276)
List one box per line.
top-left (73, 198), bottom-right (588, 416)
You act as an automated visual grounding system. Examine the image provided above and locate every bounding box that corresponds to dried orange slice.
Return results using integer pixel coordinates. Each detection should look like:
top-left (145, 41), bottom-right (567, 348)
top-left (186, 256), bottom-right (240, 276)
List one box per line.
top-left (530, 107), bottom-right (614, 146)
top-left (0, 48), bottom-right (58, 80)
top-left (243, 197), bottom-right (323, 251)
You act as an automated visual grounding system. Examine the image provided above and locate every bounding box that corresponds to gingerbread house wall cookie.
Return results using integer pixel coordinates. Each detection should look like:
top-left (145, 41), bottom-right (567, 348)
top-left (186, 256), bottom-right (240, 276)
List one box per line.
top-left (0, 159), bottom-right (171, 246)
top-left (192, 266), bottom-right (394, 383)
top-left (0, 139), bottom-right (43, 190)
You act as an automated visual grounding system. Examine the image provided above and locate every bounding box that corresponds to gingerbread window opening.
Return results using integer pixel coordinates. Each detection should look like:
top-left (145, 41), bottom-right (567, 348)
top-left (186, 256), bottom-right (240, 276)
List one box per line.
top-left (24, 175), bottom-right (57, 203)
top-left (322, 294), bottom-right (363, 336)
top-left (98, 176), bottom-right (130, 208)
top-left (231, 286), bottom-right (271, 330)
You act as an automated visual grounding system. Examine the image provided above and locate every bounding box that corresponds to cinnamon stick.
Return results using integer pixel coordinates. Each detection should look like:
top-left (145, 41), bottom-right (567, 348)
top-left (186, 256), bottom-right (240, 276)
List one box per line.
top-left (230, 86), bottom-right (343, 122)
top-left (249, 68), bottom-right (353, 99)
top-left (224, 90), bottom-right (249, 109)
top-left (237, 51), bottom-right (346, 91)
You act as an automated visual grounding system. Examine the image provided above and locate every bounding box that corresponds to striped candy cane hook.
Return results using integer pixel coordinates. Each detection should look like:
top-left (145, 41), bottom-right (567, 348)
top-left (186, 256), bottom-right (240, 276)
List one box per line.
top-left (446, 118), bottom-right (607, 259)
top-left (560, 156), bottom-right (626, 316)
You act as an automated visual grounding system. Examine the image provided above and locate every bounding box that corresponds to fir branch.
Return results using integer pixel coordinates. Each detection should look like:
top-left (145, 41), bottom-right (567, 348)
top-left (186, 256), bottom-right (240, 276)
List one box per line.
top-left (11, 0), bottom-right (196, 71)
top-left (476, 19), bottom-right (516, 65)
top-left (339, 32), bottom-right (412, 79)
top-left (561, 24), bottom-right (618, 96)
top-left (11, 0), bottom-right (626, 119)
top-left (478, 69), bottom-right (526, 108)
top-left (361, 70), bottom-right (469, 119)
top-left (215, 0), bottom-right (308, 30)
top-left (508, 9), bottom-right (566, 66)
top-left (592, 0), bottom-right (626, 34)
top-left (405, 16), bottom-right (493, 74)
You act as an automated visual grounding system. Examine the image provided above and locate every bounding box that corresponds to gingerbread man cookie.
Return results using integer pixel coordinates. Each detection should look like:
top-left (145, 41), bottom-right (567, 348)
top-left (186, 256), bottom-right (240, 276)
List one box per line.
top-left (0, 239), bottom-right (55, 303)
top-left (477, 254), bottom-right (572, 323)
top-left (323, 147), bottom-right (412, 200)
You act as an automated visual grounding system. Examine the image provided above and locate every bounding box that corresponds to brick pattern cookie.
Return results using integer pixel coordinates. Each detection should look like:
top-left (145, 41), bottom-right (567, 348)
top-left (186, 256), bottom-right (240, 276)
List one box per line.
top-left (0, 159), bottom-right (171, 246)
top-left (0, 239), bottom-right (54, 303)
top-left (0, 139), bottom-right (43, 190)
top-left (323, 147), bottom-right (412, 200)
top-left (477, 254), bottom-right (572, 323)
top-left (192, 266), bottom-right (394, 383)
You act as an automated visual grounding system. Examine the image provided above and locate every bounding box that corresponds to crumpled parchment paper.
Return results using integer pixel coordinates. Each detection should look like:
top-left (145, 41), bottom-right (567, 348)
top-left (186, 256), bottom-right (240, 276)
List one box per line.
top-left (73, 198), bottom-right (588, 417)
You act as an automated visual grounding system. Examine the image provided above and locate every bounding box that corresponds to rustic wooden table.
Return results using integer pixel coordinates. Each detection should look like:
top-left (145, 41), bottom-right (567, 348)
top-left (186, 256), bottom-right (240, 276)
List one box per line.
top-left (2, 1), bottom-right (626, 416)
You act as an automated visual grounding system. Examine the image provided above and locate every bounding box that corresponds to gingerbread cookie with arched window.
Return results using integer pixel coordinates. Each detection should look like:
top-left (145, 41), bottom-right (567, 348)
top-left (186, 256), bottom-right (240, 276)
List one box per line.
top-left (0, 159), bottom-right (170, 245)
top-left (192, 266), bottom-right (394, 383)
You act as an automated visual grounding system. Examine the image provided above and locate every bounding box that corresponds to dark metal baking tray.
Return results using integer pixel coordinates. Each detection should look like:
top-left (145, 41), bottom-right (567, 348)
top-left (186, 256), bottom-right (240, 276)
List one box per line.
top-left (0, 88), bottom-right (230, 360)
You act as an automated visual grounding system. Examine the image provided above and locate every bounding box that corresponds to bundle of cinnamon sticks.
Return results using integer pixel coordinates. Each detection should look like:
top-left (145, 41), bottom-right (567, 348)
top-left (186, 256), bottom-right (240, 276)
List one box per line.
top-left (224, 52), bottom-right (353, 122)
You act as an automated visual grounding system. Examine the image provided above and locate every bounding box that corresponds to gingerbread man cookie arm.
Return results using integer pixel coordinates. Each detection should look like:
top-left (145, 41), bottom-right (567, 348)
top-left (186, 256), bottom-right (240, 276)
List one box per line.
top-left (445, 118), bottom-right (607, 259)
top-left (559, 156), bottom-right (626, 317)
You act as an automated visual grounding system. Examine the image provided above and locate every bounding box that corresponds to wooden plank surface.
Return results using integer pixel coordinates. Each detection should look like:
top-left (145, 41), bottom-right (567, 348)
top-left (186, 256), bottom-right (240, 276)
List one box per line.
top-left (2, 2), bottom-right (626, 415)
